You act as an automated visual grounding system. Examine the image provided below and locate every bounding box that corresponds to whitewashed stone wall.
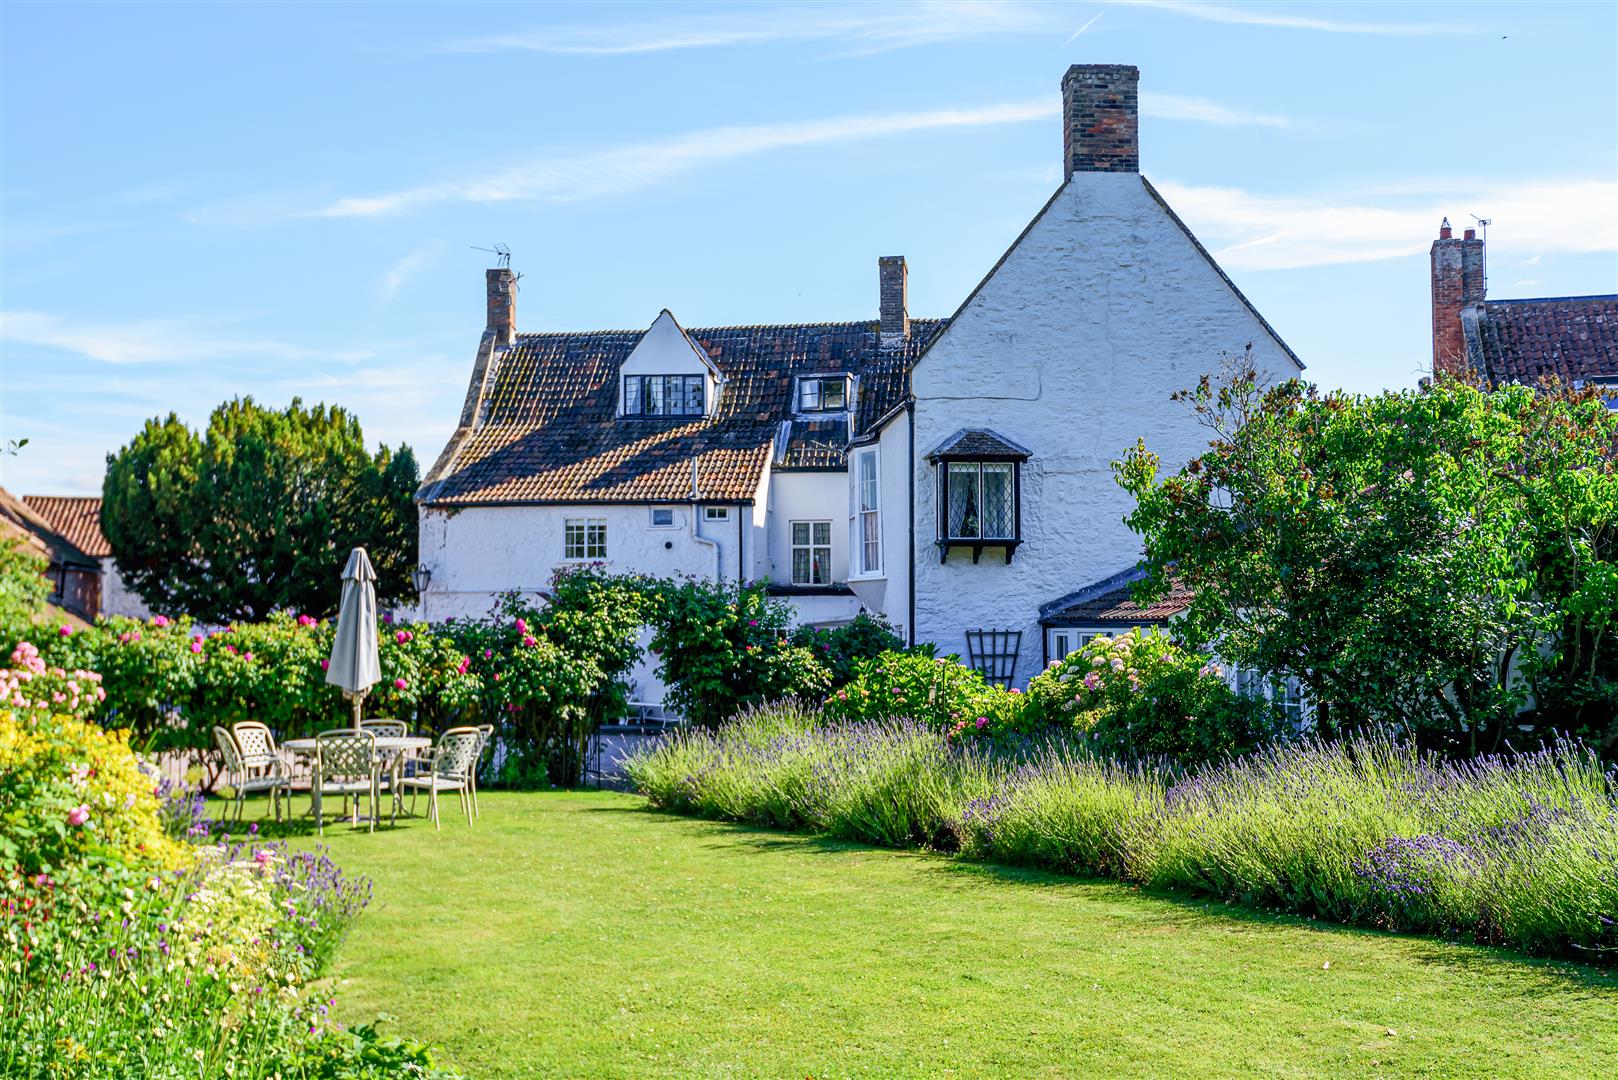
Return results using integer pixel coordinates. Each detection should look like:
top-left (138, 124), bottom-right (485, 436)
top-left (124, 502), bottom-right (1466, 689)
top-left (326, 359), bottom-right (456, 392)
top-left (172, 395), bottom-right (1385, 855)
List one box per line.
top-left (100, 558), bottom-right (153, 619)
top-left (905, 173), bottom-right (1301, 686)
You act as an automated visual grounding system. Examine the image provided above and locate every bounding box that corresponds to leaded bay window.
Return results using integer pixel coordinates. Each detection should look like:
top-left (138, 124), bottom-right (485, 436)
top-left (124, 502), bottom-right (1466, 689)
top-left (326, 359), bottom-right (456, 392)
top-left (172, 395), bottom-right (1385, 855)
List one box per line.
top-left (564, 518), bottom-right (607, 560)
top-left (624, 374), bottom-right (705, 418)
top-left (790, 521), bottom-right (832, 585)
top-left (856, 449), bottom-right (881, 575)
top-left (927, 429), bottom-right (1029, 564)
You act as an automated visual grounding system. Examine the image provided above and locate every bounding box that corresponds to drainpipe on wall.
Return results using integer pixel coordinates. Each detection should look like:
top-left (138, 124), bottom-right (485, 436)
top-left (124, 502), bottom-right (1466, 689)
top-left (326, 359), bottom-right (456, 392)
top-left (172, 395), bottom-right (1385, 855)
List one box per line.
top-left (689, 457), bottom-right (722, 580)
top-left (907, 398), bottom-right (916, 648)
top-left (736, 506), bottom-right (744, 583)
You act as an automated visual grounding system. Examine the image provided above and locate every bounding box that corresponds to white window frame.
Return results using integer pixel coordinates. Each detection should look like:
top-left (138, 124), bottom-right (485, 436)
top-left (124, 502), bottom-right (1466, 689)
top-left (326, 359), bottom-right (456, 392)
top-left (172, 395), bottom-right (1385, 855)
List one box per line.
top-left (1048, 627), bottom-right (1108, 664)
top-left (563, 518), bottom-right (607, 560)
top-left (649, 507), bottom-right (676, 529)
top-left (703, 506), bottom-right (730, 522)
top-left (797, 374), bottom-right (850, 414)
top-left (789, 520), bottom-right (833, 586)
top-left (854, 447), bottom-right (881, 576)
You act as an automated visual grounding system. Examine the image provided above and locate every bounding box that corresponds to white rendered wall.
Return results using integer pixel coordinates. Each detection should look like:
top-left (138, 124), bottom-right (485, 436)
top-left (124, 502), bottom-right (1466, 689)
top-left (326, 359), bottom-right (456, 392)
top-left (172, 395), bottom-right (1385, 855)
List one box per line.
top-left (764, 471), bottom-right (850, 586)
top-left (909, 173), bottom-right (1301, 686)
top-left (100, 559), bottom-right (153, 620)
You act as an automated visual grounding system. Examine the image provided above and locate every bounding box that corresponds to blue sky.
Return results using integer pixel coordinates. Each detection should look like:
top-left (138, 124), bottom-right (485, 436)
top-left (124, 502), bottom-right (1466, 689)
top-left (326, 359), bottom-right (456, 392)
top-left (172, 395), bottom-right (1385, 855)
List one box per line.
top-left (2, 0), bottom-right (1614, 495)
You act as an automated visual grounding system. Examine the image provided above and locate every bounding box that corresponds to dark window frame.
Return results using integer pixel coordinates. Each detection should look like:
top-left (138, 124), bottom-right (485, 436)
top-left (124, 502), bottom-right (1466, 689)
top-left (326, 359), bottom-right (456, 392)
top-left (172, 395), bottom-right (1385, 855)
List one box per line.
top-left (623, 374), bottom-right (706, 418)
top-left (934, 453), bottom-right (1024, 564)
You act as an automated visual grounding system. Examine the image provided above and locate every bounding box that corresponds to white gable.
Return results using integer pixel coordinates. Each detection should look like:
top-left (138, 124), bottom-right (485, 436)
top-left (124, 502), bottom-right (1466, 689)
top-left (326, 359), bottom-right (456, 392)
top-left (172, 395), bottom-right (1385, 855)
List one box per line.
top-left (618, 310), bottom-right (722, 416)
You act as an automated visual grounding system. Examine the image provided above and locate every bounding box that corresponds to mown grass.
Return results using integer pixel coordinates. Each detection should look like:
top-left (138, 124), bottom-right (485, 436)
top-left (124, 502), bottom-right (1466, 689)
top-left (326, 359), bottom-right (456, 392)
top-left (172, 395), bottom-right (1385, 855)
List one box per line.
top-left (294, 790), bottom-right (1616, 1079)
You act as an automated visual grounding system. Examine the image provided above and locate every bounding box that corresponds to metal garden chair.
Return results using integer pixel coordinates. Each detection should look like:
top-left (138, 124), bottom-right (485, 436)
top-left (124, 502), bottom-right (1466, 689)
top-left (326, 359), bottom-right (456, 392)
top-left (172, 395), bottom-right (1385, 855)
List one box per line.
top-left (395, 727), bottom-right (480, 830)
top-left (312, 728), bottom-right (380, 835)
top-left (469, 723), bottom-right (495, 818)
top-left (214, 725), bottom-right (290, 822)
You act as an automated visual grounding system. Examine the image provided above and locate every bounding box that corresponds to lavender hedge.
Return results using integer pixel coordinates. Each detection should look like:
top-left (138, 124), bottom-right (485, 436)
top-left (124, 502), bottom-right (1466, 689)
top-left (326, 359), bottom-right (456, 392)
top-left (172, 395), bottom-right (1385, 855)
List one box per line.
top-left (627, 704), bottom-right (1618, 960)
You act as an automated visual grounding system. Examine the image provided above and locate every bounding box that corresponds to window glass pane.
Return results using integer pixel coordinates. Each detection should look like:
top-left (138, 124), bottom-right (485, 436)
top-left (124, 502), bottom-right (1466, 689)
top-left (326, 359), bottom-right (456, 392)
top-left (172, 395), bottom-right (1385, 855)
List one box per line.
top-left (858, 452), bottom-right (878, 511)
top-left (822, 379), bottom-right (846, 410)
top-left (800, 380), bottom-right (821, 411)
top-left (651, 508), bottom-right (673, 527)
top-left (791, 521), bottom-right (809, 545)
top-left (1052, 631), bottom-right (1072, 661)
top-left (812, 521), bottom-right (831, 546)
top-left (792, 548), bottom-right (811, 585)
top-left (982, 463), bottom-right (1014, 539)
top-left (686, 376), bottom-right (705, 414)
top-left (624, 377), bottom-right (642, 415)
top-left (862, 511), bottom-right (880, 573)
top-left (948, 463), bottom-right (980, 538)
top-left (810, 547), bottom-right (828, 585)
top-left (645, 377), bottom-right (665, 415)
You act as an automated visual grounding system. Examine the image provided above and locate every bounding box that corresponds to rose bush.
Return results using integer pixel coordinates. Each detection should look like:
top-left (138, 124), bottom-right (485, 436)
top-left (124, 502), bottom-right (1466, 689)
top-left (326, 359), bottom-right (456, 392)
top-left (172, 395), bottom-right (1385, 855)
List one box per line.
top-left (820, 651), bottom-right (1033, 741)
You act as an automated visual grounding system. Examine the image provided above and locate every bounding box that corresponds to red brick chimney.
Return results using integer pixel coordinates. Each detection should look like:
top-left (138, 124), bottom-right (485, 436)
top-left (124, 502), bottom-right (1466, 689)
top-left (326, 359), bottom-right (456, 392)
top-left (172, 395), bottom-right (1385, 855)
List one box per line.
top-left (1430, 219), bottom-right (1485, 377)
top-left (879, 256), bottom-right (908, 345)
top-left (1062, 64), bottom-right (1140, 178)
top-left (486, 267), bottom-right (516, 346)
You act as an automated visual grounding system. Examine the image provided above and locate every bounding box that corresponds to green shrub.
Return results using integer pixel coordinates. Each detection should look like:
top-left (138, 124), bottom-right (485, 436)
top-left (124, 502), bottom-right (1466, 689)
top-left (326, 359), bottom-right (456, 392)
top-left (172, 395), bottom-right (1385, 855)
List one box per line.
top-left (650, 579), bottom-right (832, 728)
top-left (1027, 628), bottom-right (1287, 765)
top-left (821, 650), bottom-right (1032, 740)
top-left (630, 719), bottom-right (1618, 959)
top-left (789, 613), bottom-right (904, 686)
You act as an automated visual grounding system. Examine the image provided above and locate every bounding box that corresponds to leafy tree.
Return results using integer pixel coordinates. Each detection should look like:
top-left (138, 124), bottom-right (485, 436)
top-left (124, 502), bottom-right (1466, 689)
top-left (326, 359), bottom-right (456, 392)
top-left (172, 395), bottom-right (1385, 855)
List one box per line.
top-left (0, 538), bottom-right (50, 647)
top-left (1115, 359), bottom-right (1618, 756)
top-left (103, 398), bottom-right (418, 622)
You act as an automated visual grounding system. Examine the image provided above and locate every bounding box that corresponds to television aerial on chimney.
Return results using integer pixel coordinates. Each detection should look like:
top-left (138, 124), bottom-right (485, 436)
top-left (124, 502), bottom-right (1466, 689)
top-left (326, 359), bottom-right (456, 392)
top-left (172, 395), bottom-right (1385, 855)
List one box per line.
top-left (471, 243), bottom-right (512, 268)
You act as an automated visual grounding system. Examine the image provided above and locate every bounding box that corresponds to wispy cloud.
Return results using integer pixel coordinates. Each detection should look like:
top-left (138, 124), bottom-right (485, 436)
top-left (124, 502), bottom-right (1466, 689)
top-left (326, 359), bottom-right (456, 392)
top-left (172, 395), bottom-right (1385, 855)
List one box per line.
top-left (1119, 0), bottom-right (1477, 35)
top-left (442, 1), bottom-right (1053, 57)
top-left (0, 311), bottom-right (372, 365)
top-left (1146, 93), bottom-right (1288, 129)
top-left (1154, 177), bottom-right (1618, 271)
top-left (205, 91), bottom-right (1284, 224)
top-left (376, 243), bottom-right (442, 302)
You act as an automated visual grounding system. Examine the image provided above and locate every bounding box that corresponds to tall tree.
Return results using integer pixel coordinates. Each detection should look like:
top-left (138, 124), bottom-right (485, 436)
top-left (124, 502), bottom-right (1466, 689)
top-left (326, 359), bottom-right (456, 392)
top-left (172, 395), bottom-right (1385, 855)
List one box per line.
top-left (103, 398), bottom-right (418, 622)
top-left (1115, 359), bottom-right (1618, 756)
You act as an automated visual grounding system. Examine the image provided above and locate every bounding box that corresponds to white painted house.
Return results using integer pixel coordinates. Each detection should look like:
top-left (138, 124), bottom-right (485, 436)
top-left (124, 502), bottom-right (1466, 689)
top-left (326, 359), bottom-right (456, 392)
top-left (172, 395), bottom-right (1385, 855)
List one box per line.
top-left (417, 64), bottom-right (1302, 694)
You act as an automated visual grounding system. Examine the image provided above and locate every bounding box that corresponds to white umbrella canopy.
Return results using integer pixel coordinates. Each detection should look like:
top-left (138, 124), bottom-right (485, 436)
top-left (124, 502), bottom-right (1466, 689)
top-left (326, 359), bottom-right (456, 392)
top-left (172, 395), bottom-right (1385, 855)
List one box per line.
top-left (325, 547), bottom-right (381, 727)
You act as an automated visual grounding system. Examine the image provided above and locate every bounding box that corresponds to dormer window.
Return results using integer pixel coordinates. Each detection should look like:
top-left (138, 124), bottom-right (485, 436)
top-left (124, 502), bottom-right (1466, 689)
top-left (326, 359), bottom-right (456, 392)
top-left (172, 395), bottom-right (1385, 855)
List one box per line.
top-left (624, 375), bottom-right (705, 418)
top-left (927, 428), bottom-right (1030, 564)
top-left (798, 375), bottom-right (849, 413)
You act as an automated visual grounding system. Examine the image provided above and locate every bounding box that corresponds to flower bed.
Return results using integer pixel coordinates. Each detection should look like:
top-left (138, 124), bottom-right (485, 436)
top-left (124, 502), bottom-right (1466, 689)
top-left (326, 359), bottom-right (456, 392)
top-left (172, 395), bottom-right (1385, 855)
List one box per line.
top-left (628, 704), bottom-right (1618, 959)
top-left (0, 707), bottom-right (457, 1078)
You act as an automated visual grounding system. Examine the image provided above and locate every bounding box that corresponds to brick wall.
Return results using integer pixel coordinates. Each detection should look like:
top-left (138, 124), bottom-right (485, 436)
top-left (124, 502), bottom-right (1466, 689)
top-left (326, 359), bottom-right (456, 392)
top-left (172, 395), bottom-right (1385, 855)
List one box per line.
top-left (1430, 221), bottom-right (1485, 377)
top-left (1062, 64), bottom-right (1140, 178)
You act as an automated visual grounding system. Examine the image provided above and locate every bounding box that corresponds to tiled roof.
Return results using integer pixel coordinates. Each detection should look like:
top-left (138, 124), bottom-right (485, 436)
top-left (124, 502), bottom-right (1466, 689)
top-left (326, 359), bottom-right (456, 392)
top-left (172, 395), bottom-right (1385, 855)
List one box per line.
top-left (423, 319), bottom-right (943, 506)
top-left (1039, 564), bottom-right (1192, 626)
top-left (926, 428), bottom-right (1032, 460)
top-left (0, 488), bottom-right (99, 569)
top-left (1463, 296), bottom-right (1618, 388)
top-left (21, 495), bottom-right (110, 557)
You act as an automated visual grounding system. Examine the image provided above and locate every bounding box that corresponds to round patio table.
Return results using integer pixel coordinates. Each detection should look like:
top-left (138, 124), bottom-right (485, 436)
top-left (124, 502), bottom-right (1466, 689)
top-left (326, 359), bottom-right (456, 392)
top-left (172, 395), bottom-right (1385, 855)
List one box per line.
top-left (282, 735), bottom-right (432, 824)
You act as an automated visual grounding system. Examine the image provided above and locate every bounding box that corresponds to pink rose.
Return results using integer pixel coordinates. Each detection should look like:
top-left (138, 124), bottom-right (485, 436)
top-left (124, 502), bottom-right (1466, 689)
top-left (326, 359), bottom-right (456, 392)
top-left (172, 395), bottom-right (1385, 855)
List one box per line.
top-left (66, 805), bottom-right (90, 827)
top-left (395, 630), bottom-right (411, 644)
top-left (320, 659), bottom-right (330, 671)
top-left (152, 615), bottom-right (170, 628)
top-left (976, 717), bottom-right (989, 729)
top-left (747, 619), bottom-right (758, 627)
top-left (58, 625), bottom-right (72, 637)
top-left (297, 614), bottom-right (315, 628)
top-left (522, 634), bottom-right (536, 648)
top-left (190, 638), bottom-right (203, 654)
top-left (483, 649), bottom-right (493, 659)
top-left (394, 678), bottom-right (408, 690)
top-left (243, 652), bottom-right (253, 662)
top-left (515, 618), bottom-right (527, 634)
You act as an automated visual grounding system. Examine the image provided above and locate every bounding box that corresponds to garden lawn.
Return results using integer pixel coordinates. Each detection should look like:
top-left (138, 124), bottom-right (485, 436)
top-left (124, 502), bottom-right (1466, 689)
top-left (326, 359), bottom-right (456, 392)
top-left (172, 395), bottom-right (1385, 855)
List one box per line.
top-left (295, 791), bottom-right (1616, 1079)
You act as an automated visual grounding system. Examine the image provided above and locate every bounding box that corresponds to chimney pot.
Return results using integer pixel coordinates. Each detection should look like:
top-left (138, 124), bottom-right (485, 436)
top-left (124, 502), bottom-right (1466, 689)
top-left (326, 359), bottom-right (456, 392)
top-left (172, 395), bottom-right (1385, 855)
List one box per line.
top-left (878, 256), bottom-right (909, 345)
top-left (1062, 64), bottom-right (1140, 178)
top-left (1463, 227), bottom-right (1476, 241)
top-left (486, 267), bottom-right (516, 345)
top-left (1439, 218), bottom-right (1452, 240)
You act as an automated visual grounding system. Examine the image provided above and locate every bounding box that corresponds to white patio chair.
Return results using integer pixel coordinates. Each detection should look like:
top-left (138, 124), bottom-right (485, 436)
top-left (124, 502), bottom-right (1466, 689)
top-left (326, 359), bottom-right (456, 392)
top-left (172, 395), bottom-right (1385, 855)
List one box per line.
top-left (313, 728), bottom-right (380, 835)
top-left (230, 721), bottom-right (292, 820)
top-left (214, 725), bottom-right (290, 822)
top-left (395, 727), bottom-right (480, 830)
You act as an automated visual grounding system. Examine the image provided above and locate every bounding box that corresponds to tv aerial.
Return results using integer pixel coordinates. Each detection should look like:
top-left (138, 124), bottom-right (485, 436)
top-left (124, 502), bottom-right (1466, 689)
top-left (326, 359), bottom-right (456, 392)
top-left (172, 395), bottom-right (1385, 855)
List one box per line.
top-left (471, 242), bottom-right (512, 268)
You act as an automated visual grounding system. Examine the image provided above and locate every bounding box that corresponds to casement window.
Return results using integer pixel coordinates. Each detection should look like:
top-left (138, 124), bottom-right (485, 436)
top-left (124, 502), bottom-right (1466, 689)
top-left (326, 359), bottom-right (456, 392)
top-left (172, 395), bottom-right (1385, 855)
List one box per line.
top-left (856, 449), bottom-right (881, 575)
top-left (1047, 628), bottom-right (1107, 665)
top-left (798, 375), bottom-right (849, 413)
top-left (703, 506), bottom-right (730, 522)
top-left (623, 374), bottom-right (705, 418)
top-left (649, 507), bottom-right (675, 528)
top-left (563, 518), bottom-right (607, 560)
top-left (790, 521), bottom-right (833, 586)
top-left (927, 431), bottom-right (1028, 564)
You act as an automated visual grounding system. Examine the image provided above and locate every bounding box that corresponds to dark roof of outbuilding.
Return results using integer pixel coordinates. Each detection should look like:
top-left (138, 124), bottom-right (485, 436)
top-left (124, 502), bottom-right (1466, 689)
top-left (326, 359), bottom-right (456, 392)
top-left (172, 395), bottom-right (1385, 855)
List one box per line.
top-left (1039, 564), bottom-right (1192, 626)
top-left (0, 488), bottom-right (100, 569)
top-left (21, 495), bottom-right (110, 557)
top-left (1463, 296), bottom-right (1618, 388)
top-left (422, 319), bottom-right (944, 506)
